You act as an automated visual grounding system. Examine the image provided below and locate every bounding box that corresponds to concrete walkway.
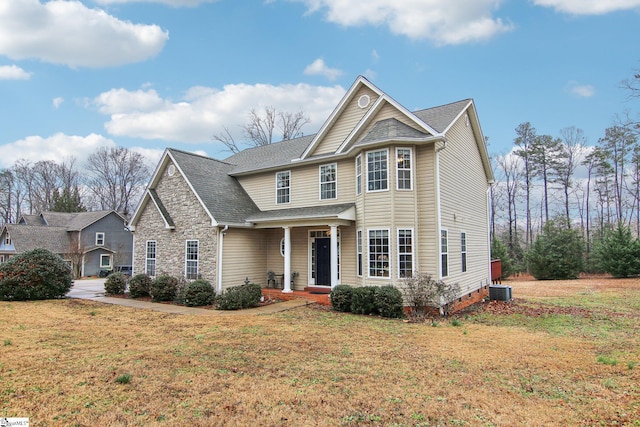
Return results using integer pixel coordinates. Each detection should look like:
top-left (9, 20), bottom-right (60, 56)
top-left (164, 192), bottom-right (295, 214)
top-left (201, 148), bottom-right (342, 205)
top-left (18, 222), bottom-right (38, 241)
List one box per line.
top-left (67, 278), bottom-right (312, 316)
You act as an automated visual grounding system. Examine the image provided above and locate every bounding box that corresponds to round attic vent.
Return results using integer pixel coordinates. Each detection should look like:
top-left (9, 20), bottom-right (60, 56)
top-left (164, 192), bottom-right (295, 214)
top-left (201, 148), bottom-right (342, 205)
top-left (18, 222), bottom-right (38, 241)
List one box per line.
top-left (357, 94), bottom-right (370, 109)
top-left (167, 165), bottom-right (176, 176)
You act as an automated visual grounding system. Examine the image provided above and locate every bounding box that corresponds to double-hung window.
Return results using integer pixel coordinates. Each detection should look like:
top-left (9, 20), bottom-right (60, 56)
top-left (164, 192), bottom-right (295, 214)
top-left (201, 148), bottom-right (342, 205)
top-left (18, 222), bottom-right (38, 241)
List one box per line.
top-left (100, 254), bottom-right (112, 269)
top-left (441, 229), bottom-right (449, 277)
top-left (398, 229), bottom-right (413, 278)
top-left (461, 232), bottom-right (467, 273)
top-left (356, 229), bottom-right (363, 277)
top-left (185, 240), bottom-right (199, 279)
top-left (396, 148), bottom-right (412, 190)
top-left (146, 240), bottom-right (157, 276)
top-left (367, 149), bottom-right (388, 191)
top-left (320, 163), bottom-right (337, 200)
top-left (276, 171), bottom-right (290, 204)
top-left (96, 232), bottom-right (105, 246)
top-left (368, 229), bottom-right (389, 277)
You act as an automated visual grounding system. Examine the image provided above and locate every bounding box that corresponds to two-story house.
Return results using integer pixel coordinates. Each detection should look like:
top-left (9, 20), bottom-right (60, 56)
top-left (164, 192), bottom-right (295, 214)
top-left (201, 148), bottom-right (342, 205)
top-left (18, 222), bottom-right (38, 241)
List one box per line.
top-left (0, 210), bottom-right (133, 277)
top-left (129, 76), bottom-right (494, 306)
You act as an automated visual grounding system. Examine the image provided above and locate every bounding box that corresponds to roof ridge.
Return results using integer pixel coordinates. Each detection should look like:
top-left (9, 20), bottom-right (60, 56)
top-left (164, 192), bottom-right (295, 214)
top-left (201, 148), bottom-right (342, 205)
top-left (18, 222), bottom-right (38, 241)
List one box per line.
top-left (412, 98), bottom-right (471, 114)
top-left (168, 147), bottom-right (233, 166)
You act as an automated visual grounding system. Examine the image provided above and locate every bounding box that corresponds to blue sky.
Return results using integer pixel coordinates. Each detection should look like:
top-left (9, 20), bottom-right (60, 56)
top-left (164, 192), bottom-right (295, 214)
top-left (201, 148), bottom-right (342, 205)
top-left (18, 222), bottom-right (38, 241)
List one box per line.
top-left (1, 0), bottom-right (639, 170)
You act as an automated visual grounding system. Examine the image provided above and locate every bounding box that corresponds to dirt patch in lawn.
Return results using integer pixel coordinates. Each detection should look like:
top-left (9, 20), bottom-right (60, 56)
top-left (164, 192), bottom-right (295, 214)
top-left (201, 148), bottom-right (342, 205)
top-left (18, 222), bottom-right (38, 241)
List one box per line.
top-left (1, 277), bottom-right (639, 426)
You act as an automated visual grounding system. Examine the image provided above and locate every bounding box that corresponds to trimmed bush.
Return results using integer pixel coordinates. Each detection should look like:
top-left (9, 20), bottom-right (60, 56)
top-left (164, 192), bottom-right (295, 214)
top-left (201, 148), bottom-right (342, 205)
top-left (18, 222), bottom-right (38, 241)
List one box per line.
top-left (182, 279), bottom-right (215, 307)
top-left (128, 274), bottom-right (152, 298)
top-left (217, 283), bottom-right (262, 310)
top-left (149, 274), bottom-right (179, 302)
top-left (0, 248), bottom-right (73, 301)
top-left (351, 286), bottom-right (378, 315)
top-left (374, 285), bottom-right (404, 318)
top-left (104, 272), bottom-right (127, 295)
top-left (330, 284), bottom-right (353, 312)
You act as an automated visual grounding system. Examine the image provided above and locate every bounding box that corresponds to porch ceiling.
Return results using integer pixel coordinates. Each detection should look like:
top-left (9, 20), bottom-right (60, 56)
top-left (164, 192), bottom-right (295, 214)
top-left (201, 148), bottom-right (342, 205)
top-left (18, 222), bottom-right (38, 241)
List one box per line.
top-left (245, 203), bottom-right (355, 229)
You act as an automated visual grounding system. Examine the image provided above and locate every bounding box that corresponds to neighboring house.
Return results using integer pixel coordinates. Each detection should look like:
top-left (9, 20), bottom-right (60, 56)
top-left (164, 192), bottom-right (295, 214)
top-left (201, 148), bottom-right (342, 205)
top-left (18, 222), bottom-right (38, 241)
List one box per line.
top-left (0, 210), bottom-right (133, 277)
top-left (129, 76), bottom-right (494, 307)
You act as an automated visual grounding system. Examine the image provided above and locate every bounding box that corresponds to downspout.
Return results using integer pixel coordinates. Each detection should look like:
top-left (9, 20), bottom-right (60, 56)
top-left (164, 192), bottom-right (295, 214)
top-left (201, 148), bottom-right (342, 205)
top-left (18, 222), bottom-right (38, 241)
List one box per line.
top-left (486, 186), bottom-right (492, 287)
top-left (217, 225), bottom-right (228, 294)
top-left (435, 139), bottom-right (447, 315)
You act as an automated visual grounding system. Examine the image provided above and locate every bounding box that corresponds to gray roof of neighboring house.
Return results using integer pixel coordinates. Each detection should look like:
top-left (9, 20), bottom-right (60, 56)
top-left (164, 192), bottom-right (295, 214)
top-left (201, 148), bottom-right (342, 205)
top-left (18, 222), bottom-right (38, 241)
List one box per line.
top-left (19, 214), bottom-right (45, 225)
top-left (357, 118), bottom-right (429, 145)
top-left (168, 149), bottom-right (260, 224)
top-left (245, 203), bottom-right (355, 223)
top-left (413, 99), bottom-right (470, 133)
top-left (3, 224), bottom-right (70, 254)
top-left (40, 211), bottom-right (116, 231)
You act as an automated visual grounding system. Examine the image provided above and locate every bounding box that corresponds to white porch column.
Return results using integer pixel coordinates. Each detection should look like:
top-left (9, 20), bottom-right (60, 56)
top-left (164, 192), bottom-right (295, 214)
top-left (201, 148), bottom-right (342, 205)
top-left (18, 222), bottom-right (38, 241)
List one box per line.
top-left (282, 226), bottom-right (292, 293)
top-left (330, 224), bottom-right (338, 289)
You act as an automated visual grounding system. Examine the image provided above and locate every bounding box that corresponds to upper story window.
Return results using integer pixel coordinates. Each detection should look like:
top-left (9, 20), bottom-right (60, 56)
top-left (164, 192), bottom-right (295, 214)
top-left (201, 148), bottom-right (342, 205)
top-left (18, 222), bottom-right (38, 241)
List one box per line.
top-left (396, 148), bottom-right (412, 190)
top-left (320, 163), bottom-right (337, 200)
top-left (3, 232), bottom-right (11, 246)
top-left (355, 155), bottom-right (362, 196)
top-left (276, 171), bottom-right (290, 204)
top-left (96, 232), bottom-right (105, 246)
top-left (367, 149), bottom-right (388, 192)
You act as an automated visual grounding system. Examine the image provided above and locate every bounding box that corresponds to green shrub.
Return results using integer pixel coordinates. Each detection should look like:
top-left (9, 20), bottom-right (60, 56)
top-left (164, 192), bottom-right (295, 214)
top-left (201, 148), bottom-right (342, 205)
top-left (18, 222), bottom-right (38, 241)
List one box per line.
top-left (351, 286), bottom-right (378, 315)
top-left (217, 283), bottom-right (262, 310)
top-left (182, 279), bottom-right (215, 307)
top-left (595, 224), bottom-right (640, 278)
top-left (0, 248), bottom-right (73, 301)
top-left (128, 273), bottom-right (152, 298)
top-left (374, 285), bottom-right (404, 318)
top-left (330, 284), bottom-right (353, 312)
top-left (149, 274), bottom-right (179, 302)
top-left (104, 272), bottom-right (127, 295)
top-left (527, 218), bottom-right (585, 280)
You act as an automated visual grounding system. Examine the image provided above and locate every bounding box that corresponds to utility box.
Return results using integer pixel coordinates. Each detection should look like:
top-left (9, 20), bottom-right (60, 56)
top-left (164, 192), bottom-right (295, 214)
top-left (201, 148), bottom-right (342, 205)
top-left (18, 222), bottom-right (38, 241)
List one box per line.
top-left (489, 285), bottom-right (512, 301)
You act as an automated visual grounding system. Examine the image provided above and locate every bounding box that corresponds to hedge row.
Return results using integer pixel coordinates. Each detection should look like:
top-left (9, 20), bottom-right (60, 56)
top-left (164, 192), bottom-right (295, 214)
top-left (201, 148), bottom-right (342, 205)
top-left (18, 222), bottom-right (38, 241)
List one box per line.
top-left (329, 284), bottom-right (404, 318)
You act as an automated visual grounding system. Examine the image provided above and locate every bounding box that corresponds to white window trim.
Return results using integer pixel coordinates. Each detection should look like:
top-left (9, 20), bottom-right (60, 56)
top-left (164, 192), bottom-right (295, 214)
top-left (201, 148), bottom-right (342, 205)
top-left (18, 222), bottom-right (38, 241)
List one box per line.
top-left (440, 228), bottom-right (449, 278)
top-left (185, 240), bottom-right (199, 280)
top-left (355, 155), bottom-right (362, 196)
top-left (100, 254), bottom-right (112, 269)
top-left (367, 228), bottom-right (391, 279)
top-left (319, 163), bottom-right (338, 200)
top-left (275, 170), bottom-right (291, 205)
top-left (145, 240), bottom-right (157, 276)
top-left (397, 228), bottom-right (414, 279)
top-left (461, 231), bottom-right (468, 273)
top-left (366, 148), bottom-right (389, 193)
top-left (356, 228), bottom-right (363, 277)
top-left (95, 232), bottom-right (105, 246)
top-left (395, 147), bottom-right (413, 191)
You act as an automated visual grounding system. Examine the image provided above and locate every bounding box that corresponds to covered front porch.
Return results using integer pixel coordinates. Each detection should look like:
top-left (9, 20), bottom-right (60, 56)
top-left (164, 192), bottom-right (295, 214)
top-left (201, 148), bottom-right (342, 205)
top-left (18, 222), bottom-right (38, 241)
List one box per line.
top-left (245, 203), bottom-right (356, 294)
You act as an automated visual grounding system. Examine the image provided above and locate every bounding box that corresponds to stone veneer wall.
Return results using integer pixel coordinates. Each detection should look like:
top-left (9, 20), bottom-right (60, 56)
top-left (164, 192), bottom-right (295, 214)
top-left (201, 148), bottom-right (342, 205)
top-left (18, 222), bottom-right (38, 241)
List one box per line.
top-left (133, 160), bottom-right (218, 282)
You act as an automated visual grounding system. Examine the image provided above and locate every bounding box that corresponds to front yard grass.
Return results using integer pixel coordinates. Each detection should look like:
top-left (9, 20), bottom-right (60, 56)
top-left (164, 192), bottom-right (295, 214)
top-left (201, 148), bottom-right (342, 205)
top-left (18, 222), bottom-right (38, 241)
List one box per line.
top-left (1, 277), bottom-right (639, 426)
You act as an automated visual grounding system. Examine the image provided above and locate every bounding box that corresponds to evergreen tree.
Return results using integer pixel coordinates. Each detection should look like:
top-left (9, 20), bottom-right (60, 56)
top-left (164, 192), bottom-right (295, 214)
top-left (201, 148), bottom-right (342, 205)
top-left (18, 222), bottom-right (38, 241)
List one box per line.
top-left (526, 218), bottom-right (585, 280)
top-left (491, 238), bottom-right (514, 279)
top-left (596, 223), bottom-right (640, 278)
top-left (51, 187), bottom-right (86, 213)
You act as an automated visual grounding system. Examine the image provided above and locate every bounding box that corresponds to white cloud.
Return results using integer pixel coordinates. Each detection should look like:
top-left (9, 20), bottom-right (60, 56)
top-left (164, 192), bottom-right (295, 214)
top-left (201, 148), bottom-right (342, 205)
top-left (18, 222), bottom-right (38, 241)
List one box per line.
top-left (295, 0), bottom-right (514, 45)
top-left (304, 58), bottom-right (342, 80)
top-left (532, 0), bottom-right (640, 15)
top-left (91, 82), bottom-right (346, 144)
top-left (0, 133), bottom-right (116, 168)
top-left (52, 97), bottom-right (64, 109)
top-left (567, 81), bottom-right (595, 98)
top-left (371, 50), bottom-right (380, 63)
top-left (0, 0), bottom-right (169, 68)
top-left (0, 65), bottom-right (32, 80)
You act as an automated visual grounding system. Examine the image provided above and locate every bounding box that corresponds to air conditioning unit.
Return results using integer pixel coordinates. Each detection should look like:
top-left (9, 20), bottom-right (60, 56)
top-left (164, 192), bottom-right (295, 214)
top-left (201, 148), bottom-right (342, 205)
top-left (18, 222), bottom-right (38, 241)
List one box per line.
top-left (489, 285), bottom-right (512, 301)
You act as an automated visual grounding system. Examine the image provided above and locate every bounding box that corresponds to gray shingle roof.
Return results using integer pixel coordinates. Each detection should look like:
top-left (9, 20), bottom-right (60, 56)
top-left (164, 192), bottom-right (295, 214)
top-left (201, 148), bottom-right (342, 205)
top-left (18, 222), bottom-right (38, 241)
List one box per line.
top-left (4, 224), bottom-right (70, 254)
top-left (168, 149), bottom-right (260, 224)
top-left (357, 118), bottom-right (429, 145)
top-left (40, 211), bottom-right (115, 231)
top-left (19, 214), bottom-right (44, 225)
top-left (245, 203), bottom-right (355, 223)
top-left (148, 189), bottom-right (175, 228)
top-left (413, 99), bottom-right (471, 133)
top-left (225, 135), bottom-right (315, 175)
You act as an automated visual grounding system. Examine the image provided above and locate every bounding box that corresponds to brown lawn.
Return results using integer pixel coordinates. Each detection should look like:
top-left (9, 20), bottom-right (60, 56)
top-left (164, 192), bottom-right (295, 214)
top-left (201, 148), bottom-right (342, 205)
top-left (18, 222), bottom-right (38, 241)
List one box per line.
top-left (1, 277), bottom-right (639, 426)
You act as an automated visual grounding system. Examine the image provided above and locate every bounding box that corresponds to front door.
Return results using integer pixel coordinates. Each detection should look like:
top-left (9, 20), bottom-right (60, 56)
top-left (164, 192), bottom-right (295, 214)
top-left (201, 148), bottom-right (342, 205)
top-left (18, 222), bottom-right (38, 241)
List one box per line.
top-left (315, 238), bottom-right (331, 286)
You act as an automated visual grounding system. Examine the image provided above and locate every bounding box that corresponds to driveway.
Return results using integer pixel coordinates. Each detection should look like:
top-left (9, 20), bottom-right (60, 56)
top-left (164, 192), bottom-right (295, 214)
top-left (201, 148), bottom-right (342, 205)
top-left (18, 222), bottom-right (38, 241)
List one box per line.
top-left (67, 278), bottom-right (106, 299)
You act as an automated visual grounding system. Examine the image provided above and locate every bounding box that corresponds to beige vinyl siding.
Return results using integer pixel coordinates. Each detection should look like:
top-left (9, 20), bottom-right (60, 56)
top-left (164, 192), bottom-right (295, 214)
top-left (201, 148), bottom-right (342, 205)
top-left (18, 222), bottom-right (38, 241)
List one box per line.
top-left (313, 86), bottom-right (380, 156)
top-left (221, 228), bottom-right (266, 290)
top-left (438, 113), bottom-right (491, 296)
top-left (237, 158), bottom-right (355, 211)
top-left (339, 225), bottom-right (356, 285)
top-left (415, 144), bottom-right (438, 277)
